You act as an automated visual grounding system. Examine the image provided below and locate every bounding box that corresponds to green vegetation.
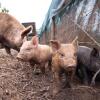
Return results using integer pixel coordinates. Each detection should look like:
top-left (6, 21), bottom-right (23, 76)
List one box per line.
top-left (0, 3), bottom-right (9, 13)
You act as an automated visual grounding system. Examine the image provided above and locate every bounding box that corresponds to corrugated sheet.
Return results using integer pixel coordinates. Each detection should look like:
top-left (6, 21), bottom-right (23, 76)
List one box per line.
top-left (40, 0), bottom-right (100, 48)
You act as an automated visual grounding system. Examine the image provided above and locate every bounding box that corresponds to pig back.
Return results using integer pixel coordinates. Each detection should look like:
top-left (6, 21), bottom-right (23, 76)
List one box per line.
top-left (0, 13), bottom-right (26, 51)
top-left (77, 46), bottom-right (92, 66)
top-left (36, 45), bottom-right (52, 62)
top-left (0, 12), bottom-right (25, 36)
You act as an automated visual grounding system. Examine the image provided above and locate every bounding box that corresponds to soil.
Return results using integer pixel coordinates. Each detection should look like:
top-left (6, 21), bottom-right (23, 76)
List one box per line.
top-left (0, 49), bottom-right (100, 100)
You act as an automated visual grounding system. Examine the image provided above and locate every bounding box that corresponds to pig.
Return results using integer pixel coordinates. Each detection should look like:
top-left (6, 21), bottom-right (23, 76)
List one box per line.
top-left (0, 12), bottom-right (32, 55)
top-left (50, 37), bottom-right (78, 95)
top-left (17, 35), bottom-right (52, 74)
top-left (76, 46), bottom-right (100, 86)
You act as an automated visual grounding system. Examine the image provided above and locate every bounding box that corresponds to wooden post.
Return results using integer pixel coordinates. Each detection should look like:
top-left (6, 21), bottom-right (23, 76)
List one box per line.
top-left (52, 16), bottom-right (56, 40)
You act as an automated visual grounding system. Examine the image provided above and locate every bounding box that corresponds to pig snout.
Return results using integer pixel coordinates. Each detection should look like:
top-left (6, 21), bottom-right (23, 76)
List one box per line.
top-left (63, 58), bottom-right (77, 69)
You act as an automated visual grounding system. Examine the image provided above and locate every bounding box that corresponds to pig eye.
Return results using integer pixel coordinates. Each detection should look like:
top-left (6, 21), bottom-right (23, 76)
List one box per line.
top-left (60, 53), bottom-right (64, 57)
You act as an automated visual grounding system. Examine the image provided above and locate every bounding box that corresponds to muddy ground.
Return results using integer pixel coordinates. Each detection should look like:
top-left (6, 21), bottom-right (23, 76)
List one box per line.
top-left (0, 49), bottom-right (100, 100)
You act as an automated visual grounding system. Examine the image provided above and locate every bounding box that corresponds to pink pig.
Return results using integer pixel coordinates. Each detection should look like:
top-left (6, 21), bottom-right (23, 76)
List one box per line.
top-left (50, 37), bottom-right (78, 95)
top-left (17, 35), bottom-right (52, 73)
top-left (0, 12), bottom-right (32, 54)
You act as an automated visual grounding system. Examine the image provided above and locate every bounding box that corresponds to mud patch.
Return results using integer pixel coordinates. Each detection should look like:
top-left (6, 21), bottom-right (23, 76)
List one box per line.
top-left (0, 49), bottom-right (100, 100)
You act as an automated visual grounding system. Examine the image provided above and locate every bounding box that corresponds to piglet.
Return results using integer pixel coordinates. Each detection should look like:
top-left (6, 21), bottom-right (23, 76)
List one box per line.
top-left (50, 37), bottom-right (78, 95)
top-left (76, 46), bottom-right (100, 86)
top-left (17, 35), bottom-right (52, 74)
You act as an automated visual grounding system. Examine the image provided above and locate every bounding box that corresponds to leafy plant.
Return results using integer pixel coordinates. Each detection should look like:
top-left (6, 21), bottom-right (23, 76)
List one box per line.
top-left (0, 3), bottom-right (9, 13)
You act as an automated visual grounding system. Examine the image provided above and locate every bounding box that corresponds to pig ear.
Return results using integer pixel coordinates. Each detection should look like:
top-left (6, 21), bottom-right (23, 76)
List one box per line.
top-left (91, 48), bottom-right (99, 57)
top-left (72, 36), bottom-right (78, 48)
top-left (50, 40), bottom-right (61, 51)
top-left (21, 25), bottom-right (33, 38)
top-left (31, 35), bottom-right (39, 47)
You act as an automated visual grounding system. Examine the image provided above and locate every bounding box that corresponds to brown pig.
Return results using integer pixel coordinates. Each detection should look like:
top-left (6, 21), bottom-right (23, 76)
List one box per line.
top-left (0, 12), bottom-right (32, 54)
top-left (17, 35), bottom-right (52, 73)
top-left (50, 37), bottom-right (78, 95)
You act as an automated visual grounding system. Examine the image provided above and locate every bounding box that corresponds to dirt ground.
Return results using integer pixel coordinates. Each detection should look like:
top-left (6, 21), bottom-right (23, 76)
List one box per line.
top-left (0, 49), bottom-right (100, 100)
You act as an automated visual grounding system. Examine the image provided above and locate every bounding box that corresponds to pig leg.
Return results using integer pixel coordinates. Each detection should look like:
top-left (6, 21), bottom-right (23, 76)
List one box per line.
top-left (66, 69), bottom-right (76, 88)
top-left (80, 65), bottom-right (89, 85)
top-left (29, 61), bottom-right (39, 75)
top-left (0, 43), bottom-right (4, 49)
top-left (48, 60), bottom-right (52, 71)
top-left (5, 47), bottom-right (12, 55)
top-left (63, 72), bottom-right (71, 88)
top-left (29, 61), bottom-right (42, 75)
top-left (53, 72), bottom-right (61, 95)
top-left (29, 60), bottom-right (35, 67)
top-left (33, 64), bottom-right (41, 75)
top-left (40, 63), bottom-right (46, 74)
top-left (52, 67), bottom-right (61, 95)
top-left (71, 68), bottom-right (76, 82)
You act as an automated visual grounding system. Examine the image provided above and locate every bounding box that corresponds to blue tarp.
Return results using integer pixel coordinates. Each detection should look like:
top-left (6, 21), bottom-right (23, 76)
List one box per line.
top-left (39, 0), bottom-right (66, 35)
top-left (39, 0), bottom-right (100, 44)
